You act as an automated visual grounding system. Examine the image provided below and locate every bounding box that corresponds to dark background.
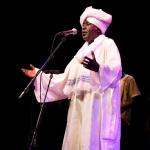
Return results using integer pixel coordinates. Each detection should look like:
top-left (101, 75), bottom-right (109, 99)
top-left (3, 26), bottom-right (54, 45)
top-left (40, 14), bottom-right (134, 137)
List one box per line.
top-left (11, 0), bottom-right (150, 149)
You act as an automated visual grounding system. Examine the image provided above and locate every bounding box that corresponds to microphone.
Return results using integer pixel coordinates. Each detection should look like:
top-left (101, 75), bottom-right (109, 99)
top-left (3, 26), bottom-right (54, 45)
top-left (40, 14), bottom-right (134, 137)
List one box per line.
top-left (58, 28), bottom-right (78, 36)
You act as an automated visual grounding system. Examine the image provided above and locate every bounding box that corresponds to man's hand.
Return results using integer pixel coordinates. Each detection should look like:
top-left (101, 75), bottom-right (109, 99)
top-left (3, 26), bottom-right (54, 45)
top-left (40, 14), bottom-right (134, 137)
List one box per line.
top-left (81, 51), bottom-right (99, 72)
top-left (21, 64), bottom-right (36, 78)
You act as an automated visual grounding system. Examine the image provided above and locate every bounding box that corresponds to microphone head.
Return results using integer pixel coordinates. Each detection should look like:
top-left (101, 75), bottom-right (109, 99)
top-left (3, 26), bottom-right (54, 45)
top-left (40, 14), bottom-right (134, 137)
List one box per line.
top-left (72, 28), bottom-right (78, 35)
top-left (57, 28), bottom-right (78, 36)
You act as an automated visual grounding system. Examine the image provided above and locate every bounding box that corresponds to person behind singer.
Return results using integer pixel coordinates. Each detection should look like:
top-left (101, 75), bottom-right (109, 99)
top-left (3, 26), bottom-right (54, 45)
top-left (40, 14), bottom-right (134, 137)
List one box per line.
top-left (21, 6), bottom-right (122, 150)
top-left (120, 72), bottom-right (141, 150)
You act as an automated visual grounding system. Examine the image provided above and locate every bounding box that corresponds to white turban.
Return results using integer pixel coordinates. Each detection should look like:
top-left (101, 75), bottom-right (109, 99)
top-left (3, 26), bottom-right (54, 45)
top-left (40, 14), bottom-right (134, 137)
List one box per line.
top-left (80, 6), bottom-right (112, 34)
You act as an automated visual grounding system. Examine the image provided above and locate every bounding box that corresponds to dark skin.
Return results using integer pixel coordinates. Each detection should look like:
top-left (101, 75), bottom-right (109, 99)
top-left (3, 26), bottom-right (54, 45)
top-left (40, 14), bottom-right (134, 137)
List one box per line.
top-left (21, 19), bottom-right (101, 77)
top-left (81, 51), bottom-right (99, 72)
top-left (81, 19), bottom-right (101, 72)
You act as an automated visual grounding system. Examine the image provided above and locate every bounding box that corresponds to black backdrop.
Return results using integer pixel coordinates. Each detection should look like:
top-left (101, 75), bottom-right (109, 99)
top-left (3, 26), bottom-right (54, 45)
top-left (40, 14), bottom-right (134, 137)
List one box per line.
top-left (13, 0), bottom-right (150, 150)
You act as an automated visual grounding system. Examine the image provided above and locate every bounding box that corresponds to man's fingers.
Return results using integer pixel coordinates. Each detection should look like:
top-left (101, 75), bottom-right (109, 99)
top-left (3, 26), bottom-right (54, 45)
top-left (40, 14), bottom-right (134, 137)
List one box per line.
top-left (21, 68), bottom-right (25, 73)
top-left (21, 69), bottom-right (28, 75)
top-left (91, 51), bottom-right (96, 61)
top-left (30, 64), bottom-right (35, 69)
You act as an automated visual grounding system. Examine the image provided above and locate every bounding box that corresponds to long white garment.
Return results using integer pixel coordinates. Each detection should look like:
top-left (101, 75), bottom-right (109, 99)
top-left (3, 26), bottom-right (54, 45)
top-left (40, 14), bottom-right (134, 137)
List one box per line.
top-left (34, 35), bottom-right (122, 150)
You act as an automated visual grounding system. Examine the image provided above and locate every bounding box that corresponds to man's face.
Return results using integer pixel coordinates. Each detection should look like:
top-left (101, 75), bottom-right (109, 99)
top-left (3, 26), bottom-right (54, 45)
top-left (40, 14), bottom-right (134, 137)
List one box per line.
top-left (82, 19), bottom-right (100, 43)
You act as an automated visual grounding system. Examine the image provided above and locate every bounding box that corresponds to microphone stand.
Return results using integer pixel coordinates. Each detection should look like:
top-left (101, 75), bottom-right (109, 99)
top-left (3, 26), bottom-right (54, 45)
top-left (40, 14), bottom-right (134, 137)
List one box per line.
top-left (28, 73), bottom-right (53, 150)
top-left (18, 35), bottom-right (66, 99)
top-left (18, 35), bottom-right (67, 150)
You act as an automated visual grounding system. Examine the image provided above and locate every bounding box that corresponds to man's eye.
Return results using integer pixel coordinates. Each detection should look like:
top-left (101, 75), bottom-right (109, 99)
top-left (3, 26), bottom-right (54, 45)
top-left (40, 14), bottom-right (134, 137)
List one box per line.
top-left (87, 23), bottom-right (92, 26)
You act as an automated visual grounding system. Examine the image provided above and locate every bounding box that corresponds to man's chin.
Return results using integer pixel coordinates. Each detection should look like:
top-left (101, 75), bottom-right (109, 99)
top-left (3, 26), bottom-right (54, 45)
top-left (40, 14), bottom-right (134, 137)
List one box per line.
top-left (82, 36), bottom-right (88, 41)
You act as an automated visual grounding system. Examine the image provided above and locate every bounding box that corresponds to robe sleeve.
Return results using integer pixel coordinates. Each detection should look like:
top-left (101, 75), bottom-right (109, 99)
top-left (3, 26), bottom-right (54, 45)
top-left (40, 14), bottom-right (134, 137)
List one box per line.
top-left (34, 68), bottom-right (68, 103)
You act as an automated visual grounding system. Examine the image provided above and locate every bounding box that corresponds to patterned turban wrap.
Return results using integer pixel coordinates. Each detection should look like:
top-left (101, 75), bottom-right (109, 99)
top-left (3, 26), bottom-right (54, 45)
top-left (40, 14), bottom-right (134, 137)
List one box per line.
top-left (80, 6), bottom-right (112, 34)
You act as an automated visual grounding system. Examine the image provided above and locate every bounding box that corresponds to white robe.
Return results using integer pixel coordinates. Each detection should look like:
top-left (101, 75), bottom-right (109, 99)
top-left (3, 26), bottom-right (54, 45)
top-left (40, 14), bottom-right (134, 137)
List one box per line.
top-left (34, 35), bottom-right (122, 150)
